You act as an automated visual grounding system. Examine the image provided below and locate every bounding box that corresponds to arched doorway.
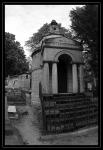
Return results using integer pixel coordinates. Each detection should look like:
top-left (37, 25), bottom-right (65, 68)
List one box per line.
top-left (57, 54), bottom-right (72, 93)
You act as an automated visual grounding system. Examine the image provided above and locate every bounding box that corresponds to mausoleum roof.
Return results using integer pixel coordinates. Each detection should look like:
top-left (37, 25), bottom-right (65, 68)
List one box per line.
top-left (31, 20), bottom-right (82, 57)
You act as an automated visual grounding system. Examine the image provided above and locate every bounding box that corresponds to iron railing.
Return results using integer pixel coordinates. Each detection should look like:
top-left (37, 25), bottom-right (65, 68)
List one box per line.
top-left (40, 92), bottom-right (98, 135)
top-left (6, 88), bottom-right (26, 105)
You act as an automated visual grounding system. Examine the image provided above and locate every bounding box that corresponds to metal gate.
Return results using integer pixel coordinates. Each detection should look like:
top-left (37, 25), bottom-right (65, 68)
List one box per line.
top-left (6, 88), bottom-right (26, 105)
top-left (40, 92), bottom-right (98, 135)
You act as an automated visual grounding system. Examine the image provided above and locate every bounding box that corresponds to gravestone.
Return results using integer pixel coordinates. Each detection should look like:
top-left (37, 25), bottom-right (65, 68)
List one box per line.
top-left (5, 94), bottom-right (9, 121)
top-left (5, 92), bottom-right (13, 135)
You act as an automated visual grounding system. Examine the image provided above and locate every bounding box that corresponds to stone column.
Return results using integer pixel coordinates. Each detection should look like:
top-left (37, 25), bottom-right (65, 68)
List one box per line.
top-left (52, 62), bottom-right (58, 93)
top-left (79, 64), bottom-right (85, 93)
top-left (72, 63), bottom-right (78, 93)
top-left (43, 62), bottom-right (49, 93)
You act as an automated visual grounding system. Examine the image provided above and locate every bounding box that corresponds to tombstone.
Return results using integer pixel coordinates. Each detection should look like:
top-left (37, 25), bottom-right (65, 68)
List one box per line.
top-left (5, 92), bottom-right (13, 135)
top-left (5, 94), bottom-right (9, 122)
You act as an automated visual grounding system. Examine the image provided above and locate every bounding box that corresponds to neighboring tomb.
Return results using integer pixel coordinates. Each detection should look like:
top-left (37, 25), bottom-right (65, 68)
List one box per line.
top-left (6, 73), bottom-right (31, 90)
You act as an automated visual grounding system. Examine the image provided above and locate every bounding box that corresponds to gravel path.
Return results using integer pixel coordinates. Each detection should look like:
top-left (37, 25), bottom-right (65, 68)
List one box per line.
top-left (13, 105), bottom-right (49, 145)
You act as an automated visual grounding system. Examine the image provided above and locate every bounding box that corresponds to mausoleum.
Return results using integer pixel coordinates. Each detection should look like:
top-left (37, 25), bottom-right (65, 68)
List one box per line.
top-left (31, 20), bottom-right (84, 104)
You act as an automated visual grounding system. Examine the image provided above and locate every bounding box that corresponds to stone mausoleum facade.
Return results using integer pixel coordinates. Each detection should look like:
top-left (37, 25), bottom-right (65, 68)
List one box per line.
top-left (31, 20), bottom-right (84, 104)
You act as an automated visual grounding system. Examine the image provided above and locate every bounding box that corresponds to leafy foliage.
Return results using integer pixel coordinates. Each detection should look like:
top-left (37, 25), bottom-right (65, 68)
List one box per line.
top-left (69, 5), bottom-right (98, 78)
top-left (5, 32), bottom-right (29, 77)
top-left (25, 23), bottom-right (49, 51)
top-left (25, 22), bottom-right (72, 52)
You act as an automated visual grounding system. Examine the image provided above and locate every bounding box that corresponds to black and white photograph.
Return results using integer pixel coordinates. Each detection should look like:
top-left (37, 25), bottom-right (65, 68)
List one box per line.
top-left (3, 2), bottom-right (100, 147)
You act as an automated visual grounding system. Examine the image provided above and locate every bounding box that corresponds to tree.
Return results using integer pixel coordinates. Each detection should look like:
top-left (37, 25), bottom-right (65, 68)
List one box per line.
top-left (27, 56), bottom-right (32, 70)
top-left (5, 32), bottom-right (29, 77)
top-left (69, 5), bottom-right (98, 80)
top-left (25, 22), bottom-right (72, 52)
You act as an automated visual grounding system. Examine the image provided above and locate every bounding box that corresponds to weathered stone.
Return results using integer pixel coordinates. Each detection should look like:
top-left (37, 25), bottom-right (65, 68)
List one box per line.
top-left (31, 20), bottom-right (84, 104)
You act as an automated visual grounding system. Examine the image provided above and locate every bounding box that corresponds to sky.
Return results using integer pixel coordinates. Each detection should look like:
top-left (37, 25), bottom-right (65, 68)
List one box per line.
top-left (5, 5), bottom-right (83, 57)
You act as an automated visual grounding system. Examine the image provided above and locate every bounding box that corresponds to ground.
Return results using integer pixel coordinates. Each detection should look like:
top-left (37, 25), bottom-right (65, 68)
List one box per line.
top-left (5, 94), bottom-right (98, 146)
top-left (5, 104), bottom-right (98, 146)
top-left (5, 121), bottom-right (24, 145)
top-left (5, 133), bottom-right (23, 145)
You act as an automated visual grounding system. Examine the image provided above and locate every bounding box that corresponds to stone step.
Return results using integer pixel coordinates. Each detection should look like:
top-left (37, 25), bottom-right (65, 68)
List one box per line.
top-left (46, 119), bottom-right (98, 133)
top-left (43, 95), bottom-right (86, 101)
top-left (44, 103), bottom-right (98, 111)
top-left (45, 108), bottom-right (98, 116)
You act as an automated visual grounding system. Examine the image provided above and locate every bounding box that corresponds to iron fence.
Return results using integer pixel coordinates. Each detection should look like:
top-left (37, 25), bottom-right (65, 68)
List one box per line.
top-left (6, 88), bottom-right (26, 105)
top-left (40, 93), bottom-right (98, 135)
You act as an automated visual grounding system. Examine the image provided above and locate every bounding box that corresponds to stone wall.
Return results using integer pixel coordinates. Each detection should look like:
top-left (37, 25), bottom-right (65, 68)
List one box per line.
top-left (31, 69), bottom-right (42, 105)
top-left (6, 75), bottom-right (30, 90)
top-left (43, 48), bottom-right (83, 63)
top-left (32, 52), bottom-right (42, 69)
top-left (31, 52), bottom-right (42, 104)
